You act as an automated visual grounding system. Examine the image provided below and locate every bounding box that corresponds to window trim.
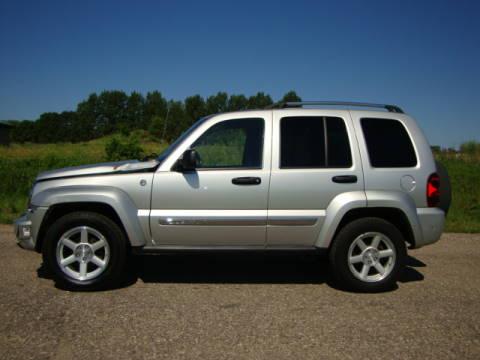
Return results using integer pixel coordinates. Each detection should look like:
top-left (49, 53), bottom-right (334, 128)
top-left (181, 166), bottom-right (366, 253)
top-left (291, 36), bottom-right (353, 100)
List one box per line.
top-left (189, 117), bottom-right (266, 171)
top-left (279, 116), bottom-right (353, 169)
top-left (360, 117), bottom-right (418, 168)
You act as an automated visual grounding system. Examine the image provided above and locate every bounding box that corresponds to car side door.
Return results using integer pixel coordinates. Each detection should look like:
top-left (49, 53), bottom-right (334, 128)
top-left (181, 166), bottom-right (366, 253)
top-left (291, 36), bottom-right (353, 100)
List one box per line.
top-left (149, 111), bottom-right (272, 247)
top-left (267, 109), bottom-right (364, 247)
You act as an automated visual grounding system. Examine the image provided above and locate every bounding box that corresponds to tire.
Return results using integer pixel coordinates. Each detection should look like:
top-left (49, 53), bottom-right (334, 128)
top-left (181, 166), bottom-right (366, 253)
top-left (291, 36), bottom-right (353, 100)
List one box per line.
top-left (42, 211), bottom-right (128, 290)
top-left (329, 217), bottom-right (406, 292)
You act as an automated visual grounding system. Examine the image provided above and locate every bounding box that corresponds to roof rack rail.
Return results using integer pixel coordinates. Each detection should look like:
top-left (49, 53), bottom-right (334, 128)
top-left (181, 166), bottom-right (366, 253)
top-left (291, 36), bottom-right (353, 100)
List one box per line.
top-left (266, 101), bottom-right (404, 113)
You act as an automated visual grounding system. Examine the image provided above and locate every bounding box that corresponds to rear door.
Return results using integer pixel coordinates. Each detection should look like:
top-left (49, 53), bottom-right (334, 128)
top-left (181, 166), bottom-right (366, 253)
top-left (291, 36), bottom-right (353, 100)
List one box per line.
top-left (267, 109), bottom-right (364, 247)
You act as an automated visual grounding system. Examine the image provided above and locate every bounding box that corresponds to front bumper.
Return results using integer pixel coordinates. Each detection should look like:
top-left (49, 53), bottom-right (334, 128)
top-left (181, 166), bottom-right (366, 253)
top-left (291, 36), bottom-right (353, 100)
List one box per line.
top-left (14, 214), bottom-right (35, 250)
top-left (14, 206), bottom-right (48, 252)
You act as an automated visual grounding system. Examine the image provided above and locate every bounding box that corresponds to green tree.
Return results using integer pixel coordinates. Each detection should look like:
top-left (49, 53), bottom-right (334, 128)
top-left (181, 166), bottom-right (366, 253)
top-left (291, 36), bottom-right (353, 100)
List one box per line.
top-left (76, 93), bottom-right (99, 140)
top-left (206, 92), bottom-right (228, 114)
top-left (185, 95), bottom-right (206, 125)
top-left (105, 133), bottom-right (144, 161)
top-left (58, 111), bottom-right (79, 142)
top-left (281, 90), bottom-right (302, 103)
top-left (96, 90), bottom-right (129, 136)
top-left (165, 100), bottom-right (189, 142)
top-left (228, 94), bottom-right (248, 111)
top-left (35, 112), bottom-right (65, 143)
top-left (10, 120), bottom-right (36, 143)
top-left (144, 91), bottom-right (167, 129)
top-left (9, 89), bottom-right (303, 144)
top-left (125, 92), bottom-right (145, 130)
top-left (148, 115), bottom-right (165, 140)
top-left (247, 92), bottom-right (273, 109)
top-left (460, 141), bottom-right (480, 155)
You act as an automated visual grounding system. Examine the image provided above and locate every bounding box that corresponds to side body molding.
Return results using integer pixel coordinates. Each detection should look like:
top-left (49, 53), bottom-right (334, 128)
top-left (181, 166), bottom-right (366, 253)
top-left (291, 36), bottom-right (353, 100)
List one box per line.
top-left (315, 191), bottom-right (367, 248)
top-left (32, 185), bottom-right (148, 247)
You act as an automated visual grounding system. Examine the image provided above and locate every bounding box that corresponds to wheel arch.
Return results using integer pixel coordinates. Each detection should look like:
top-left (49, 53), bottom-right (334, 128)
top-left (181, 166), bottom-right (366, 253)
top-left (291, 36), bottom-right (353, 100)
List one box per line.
top-left (315, 190), bottom-right (422, 249)
top-left (331, 207), bottom-right (416, 249)
top-left (33, 185), bottom-right (148, 252)
top-left (36, 202), bottom-right (127, 252)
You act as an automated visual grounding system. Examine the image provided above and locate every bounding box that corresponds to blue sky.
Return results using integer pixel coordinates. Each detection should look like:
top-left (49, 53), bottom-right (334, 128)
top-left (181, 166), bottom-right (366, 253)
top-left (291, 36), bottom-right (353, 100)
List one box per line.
top-left (0, 0), bottom-right (479, 147)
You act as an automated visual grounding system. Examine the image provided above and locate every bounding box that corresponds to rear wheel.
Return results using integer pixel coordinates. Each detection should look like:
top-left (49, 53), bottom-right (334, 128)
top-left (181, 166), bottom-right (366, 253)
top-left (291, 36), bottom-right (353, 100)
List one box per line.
top-left (43, 211), bottom-right (128, 290)
top-left (329, 217), bottom-right (406, 292)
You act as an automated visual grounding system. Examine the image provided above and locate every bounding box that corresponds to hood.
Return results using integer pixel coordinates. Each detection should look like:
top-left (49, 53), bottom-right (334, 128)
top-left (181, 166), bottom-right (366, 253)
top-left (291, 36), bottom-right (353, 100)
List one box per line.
top-left (36, 159), bottom-right (159, 182)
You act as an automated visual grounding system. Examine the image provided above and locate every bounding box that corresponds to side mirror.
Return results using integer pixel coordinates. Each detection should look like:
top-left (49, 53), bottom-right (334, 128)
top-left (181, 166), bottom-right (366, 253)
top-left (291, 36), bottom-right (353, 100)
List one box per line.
top-left (178, 149), bottom-right (199, 172)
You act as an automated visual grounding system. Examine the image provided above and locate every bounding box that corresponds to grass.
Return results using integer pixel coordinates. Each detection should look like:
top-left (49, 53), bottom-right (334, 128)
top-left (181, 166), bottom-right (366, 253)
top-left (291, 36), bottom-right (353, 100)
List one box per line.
top-left (435, 155), bottom-right (480, 232)
top-left (0, 139), bottom-right (479, 233)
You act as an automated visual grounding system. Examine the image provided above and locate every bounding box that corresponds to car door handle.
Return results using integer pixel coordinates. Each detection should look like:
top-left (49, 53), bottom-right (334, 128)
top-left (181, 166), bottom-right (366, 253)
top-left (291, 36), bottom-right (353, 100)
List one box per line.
top-left (332, 175), bottom-right (358, 184)
top-left (232, 177), bottom-right (262, 185)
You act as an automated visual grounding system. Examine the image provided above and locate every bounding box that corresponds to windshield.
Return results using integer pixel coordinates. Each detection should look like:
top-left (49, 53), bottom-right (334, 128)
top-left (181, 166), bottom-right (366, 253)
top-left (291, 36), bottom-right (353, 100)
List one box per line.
top-left (156, 115), bottom-right (214, 164)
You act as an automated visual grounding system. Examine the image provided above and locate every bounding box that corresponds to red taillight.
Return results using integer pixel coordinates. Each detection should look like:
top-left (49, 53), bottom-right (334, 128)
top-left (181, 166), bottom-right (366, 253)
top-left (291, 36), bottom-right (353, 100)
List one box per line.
top-left (427, 173), bottom-right (440, 207)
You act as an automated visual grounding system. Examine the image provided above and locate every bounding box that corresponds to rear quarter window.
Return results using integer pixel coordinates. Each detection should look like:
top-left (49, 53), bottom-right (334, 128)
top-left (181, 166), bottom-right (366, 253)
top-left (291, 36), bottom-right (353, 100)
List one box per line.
top-left (361, 118), bottom-right (417, 167)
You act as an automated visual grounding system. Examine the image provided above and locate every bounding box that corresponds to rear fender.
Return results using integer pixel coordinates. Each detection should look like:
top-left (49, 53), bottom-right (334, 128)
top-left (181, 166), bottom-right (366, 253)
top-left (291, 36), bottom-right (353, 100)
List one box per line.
top-left (315, 190), bottom-right (422, 248)
top-left (315, 191), bottom-right (367, 248)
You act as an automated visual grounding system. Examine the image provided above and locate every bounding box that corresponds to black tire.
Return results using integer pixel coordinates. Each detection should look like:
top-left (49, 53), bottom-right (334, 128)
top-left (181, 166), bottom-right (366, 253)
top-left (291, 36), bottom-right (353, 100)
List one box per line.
top-left (329, 217), bottom-right (406, 292)
top-left (42, 211), bottom-right (128, 290)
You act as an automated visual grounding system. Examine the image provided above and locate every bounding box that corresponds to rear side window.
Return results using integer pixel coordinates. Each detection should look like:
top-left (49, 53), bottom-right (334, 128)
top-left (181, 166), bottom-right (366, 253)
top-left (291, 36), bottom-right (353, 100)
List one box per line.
top-left (280, 116), bottom-right (352, 168)
top-left (361, 118), bottom-right (417, 167)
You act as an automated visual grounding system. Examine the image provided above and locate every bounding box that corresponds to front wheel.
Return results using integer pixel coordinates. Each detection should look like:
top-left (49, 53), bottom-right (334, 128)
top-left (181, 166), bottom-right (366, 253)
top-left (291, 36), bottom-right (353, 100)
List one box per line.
top-left (42, 212), bottom-right (128, 290)
top-left (329, 217), bottom-right (406, 292)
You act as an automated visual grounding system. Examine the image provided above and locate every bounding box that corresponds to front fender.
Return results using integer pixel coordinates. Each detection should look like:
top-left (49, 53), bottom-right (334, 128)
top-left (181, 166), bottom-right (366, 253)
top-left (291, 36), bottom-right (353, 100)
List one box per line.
top-left (32, 185), bottom-right (148, 247)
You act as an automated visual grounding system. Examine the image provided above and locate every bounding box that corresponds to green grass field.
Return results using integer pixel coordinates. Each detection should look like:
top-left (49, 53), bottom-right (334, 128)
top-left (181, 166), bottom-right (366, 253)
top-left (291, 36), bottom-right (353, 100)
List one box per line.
top-left (435, 155), bottom-right (480, 232)
top-left (1, 139), bottom-right (479, 232)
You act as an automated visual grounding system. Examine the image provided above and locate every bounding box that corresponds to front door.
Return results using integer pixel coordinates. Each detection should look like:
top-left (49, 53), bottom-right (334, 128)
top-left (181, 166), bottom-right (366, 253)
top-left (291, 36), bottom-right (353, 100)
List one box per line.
top-left (150, 112), bottom-right (272, 247)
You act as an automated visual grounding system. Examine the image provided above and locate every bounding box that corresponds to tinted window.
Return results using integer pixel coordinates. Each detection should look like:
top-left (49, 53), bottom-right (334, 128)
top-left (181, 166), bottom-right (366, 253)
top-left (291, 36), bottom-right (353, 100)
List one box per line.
top-left (361, 118), bottom-right (417, 167)
top-left (280, 116), bottom-right (352, 168)
top-left (192, 118), bottom-right (264, 168)
top-left (327, 117), bottom-right (352, 167)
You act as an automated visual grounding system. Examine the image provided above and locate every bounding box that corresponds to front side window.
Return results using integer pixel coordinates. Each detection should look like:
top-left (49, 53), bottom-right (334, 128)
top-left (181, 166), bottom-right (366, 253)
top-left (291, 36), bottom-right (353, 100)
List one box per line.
top-left (361, 118), bottom-right (417, 167)
top-left (280, 116), bottom-right (352, 168)
top-left (191, 118), bottom-right (264, 169)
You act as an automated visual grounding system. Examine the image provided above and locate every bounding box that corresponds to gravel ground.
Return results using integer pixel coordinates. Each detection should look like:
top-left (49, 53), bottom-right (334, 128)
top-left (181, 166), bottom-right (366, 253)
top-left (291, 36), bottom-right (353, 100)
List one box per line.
top-left (0, 225), bottom-right (479, 360)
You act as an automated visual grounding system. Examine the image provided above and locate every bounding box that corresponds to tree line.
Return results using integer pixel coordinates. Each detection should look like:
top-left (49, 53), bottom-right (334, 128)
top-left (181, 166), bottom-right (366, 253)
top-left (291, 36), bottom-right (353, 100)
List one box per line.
top-left (10, 90), bottom-right (301, 143)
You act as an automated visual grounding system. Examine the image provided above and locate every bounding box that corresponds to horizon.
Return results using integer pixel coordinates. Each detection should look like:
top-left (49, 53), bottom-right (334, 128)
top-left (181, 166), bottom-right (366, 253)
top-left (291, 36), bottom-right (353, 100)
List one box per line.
top-left (1, 0), bottom-right (479, 148)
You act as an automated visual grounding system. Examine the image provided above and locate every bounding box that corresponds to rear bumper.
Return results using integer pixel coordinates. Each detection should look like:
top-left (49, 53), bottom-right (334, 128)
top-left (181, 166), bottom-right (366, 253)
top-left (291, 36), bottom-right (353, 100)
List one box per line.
top-left (414, 208), bottom-right (445, 248)
top-left (14, 206), bottom-right (48, 252)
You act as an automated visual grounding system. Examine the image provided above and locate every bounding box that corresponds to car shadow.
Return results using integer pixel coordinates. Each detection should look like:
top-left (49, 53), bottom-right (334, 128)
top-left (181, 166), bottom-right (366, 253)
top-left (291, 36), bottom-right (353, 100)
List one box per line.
top-left (37, 253), bottom-right (425, 292)
top-left (137, 252), bottom-right (329, 285)
top-left (399, 255), bottom-right (426, 283)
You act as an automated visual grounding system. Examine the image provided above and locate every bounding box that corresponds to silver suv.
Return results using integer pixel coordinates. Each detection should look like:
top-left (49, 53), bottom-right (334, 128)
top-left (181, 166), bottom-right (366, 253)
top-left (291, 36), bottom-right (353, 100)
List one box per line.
top-left (14, 101), bottom-right (450, 292)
